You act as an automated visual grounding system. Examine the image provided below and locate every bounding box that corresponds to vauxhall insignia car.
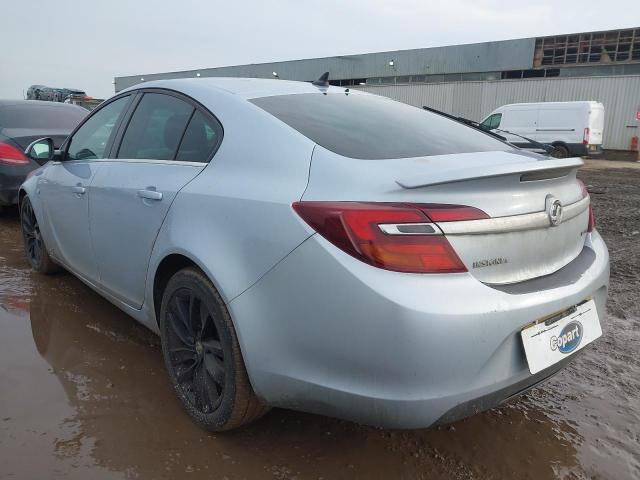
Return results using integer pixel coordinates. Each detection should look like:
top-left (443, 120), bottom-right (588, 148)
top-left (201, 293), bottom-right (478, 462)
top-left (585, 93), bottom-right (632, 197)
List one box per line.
top-left (18, 77), bottom-right (609, 431)
top-left (0, 100), bottom-right (86, 211)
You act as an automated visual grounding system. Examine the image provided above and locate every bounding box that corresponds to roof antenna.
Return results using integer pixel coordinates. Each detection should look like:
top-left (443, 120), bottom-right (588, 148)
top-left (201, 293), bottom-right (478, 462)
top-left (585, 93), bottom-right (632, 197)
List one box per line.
top-left (312, 72), bottom-right (330, 87)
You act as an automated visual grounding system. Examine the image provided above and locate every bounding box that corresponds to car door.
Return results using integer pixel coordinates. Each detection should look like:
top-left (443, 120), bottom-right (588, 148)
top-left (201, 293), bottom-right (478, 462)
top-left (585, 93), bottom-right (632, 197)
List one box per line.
top-left (88, 90), bottom-right (222, 308)
top-left (38, 95), bottom-right (132, 284)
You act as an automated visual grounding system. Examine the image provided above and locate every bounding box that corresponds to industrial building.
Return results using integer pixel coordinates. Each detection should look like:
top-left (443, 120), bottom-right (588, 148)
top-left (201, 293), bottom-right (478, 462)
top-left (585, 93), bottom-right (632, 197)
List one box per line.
top-left (115, 27), bottom-right (640, 151)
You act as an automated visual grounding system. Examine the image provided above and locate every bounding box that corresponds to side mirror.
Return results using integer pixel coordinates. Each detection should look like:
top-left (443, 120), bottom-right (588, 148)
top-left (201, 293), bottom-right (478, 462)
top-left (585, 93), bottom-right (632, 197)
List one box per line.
top-left (25, 137), bottom-right (55, 162)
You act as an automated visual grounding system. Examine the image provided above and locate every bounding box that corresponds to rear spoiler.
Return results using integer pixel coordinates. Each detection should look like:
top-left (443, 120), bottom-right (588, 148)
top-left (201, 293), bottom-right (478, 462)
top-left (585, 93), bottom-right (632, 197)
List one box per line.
top-left (396, 157), bottom-right (584, 189)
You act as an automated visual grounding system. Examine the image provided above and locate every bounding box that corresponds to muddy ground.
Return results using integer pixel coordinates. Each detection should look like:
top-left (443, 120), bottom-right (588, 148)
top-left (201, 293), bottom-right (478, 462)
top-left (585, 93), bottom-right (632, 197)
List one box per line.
top-left (0, 161), bottom-right (638, 480)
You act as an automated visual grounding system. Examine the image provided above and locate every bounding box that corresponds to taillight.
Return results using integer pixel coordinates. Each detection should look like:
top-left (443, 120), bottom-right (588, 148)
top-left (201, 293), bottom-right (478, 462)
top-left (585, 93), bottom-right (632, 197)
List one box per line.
top-left (292, 202), bottom-right (486, 273)
top-left (0, 142), bottom-right (29, 165)
top-left (577, 180), bottom-right (595, 232)
top-left (583, 127), bottom-right (590, 145)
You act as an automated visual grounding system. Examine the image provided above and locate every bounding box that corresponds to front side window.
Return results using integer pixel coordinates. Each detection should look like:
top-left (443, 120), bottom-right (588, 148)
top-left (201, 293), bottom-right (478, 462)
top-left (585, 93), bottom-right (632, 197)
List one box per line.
top-left (175, 110), bottom-right (222, 162)
top-left (117, 93), bottom-right (193, 160)
top-left (251, 93), bottom-right (511, 160)
top-left (66, 96), bottom-right (130, 160)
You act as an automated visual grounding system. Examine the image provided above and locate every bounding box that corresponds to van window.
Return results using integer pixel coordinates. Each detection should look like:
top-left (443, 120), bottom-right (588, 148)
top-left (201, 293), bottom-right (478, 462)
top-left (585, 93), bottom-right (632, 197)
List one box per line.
top-left (481, 113), bottom-right (502, 130)
top-left (251, 93), bottom-right (511, 159)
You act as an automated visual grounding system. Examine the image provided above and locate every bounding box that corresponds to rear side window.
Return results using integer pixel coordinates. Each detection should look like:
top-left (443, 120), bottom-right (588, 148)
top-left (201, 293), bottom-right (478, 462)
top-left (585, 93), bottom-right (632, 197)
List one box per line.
top-left (0, 103), bottom-right (86, 130)
top-left (118, 93), bottom-right (193, 160)
top-left (250, 93), bottom-right (511, 159)
top-left (176, 110), bottom-right (222, 162)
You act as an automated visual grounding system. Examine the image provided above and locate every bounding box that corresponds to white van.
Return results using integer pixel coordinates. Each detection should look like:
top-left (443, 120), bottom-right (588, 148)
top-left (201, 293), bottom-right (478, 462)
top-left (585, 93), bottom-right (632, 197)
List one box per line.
top-left (480, 101), bottom-right (604, 157)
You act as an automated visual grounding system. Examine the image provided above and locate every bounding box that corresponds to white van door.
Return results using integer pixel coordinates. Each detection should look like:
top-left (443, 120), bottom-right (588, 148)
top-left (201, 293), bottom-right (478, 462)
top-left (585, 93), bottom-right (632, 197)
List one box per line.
top-left (588, 104), bottom-right (605, 147)
top-left (498, 108), bottom-right (539, 145)
top-left (537, 108), bottom-right (583, 145)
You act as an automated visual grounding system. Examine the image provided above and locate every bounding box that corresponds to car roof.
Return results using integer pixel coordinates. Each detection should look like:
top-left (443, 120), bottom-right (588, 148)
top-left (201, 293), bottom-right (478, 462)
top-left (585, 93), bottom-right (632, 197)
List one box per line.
top-left (0, 99), bottom-right (87, 111)
top-left (121, 77), bottom-right (355, 100)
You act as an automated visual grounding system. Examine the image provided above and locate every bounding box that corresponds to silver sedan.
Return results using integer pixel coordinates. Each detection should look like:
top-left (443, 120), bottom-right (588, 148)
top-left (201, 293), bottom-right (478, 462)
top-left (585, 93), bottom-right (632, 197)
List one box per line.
top-left (19, 78), bottom-right (609, 431)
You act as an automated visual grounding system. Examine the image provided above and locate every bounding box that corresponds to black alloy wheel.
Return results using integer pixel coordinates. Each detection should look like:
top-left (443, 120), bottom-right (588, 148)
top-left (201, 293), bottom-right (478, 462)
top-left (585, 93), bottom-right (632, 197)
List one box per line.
top-left (160, 267), bottom-right (269, 431)
top-left (165, 287), bottom-right (226, 413)
top-left (20, 197), bottom-right (58, 273)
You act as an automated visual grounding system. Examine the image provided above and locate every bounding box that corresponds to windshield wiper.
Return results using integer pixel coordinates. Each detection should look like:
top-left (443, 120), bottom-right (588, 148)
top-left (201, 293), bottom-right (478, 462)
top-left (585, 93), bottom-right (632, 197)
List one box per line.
top-left (490, 127), bottom-right (554, 155)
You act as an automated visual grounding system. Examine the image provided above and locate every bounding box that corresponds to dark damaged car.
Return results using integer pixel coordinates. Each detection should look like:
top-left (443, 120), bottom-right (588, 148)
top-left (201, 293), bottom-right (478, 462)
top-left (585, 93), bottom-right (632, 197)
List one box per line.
top-left (0, 100), bottom-right (87, 209)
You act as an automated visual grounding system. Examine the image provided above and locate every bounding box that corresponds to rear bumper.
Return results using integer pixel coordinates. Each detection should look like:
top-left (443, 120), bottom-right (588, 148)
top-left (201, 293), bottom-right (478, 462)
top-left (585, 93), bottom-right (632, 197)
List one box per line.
top-left (585, 144), bottom-right (603, 156)
top-left (230, 231), bottom-right (609, 428)
top-left (0, 164), bottom-right (37, 206)
top-left (434, 352), bottom-right (576, 424)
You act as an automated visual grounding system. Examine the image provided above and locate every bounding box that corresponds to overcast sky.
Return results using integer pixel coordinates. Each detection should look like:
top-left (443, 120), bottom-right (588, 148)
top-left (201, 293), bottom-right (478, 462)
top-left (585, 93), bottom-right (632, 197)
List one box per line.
top-left (1, 0), bottom-right (638, 99)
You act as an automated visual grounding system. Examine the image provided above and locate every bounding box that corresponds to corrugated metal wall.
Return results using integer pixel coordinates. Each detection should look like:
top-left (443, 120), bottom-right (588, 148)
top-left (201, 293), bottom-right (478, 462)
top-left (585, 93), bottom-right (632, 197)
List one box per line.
top-left (355, 75), bottom-right (640, 150)
top-left (114, 39), bottom-right (535, 92)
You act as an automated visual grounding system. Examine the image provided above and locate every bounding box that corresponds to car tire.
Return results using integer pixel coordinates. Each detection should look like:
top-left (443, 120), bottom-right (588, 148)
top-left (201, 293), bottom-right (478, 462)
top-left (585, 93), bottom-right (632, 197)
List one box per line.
top-left (550, 145), bottom-right (570, 158)
top-left (20, 196), bottom-right (60, 274)
top-left (160, 267), bottom-right (269, 431)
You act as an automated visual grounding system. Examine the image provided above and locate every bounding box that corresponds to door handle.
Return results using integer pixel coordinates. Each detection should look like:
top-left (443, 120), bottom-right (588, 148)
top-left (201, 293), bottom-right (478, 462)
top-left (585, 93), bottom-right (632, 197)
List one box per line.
top-left (137, 189), bottom-right (163, 201)
top-left (71, 186), bottom-right (86, 195)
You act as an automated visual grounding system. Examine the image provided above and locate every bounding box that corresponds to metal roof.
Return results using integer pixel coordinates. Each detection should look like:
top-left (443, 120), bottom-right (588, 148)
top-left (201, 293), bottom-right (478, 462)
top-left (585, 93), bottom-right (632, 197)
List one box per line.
top-left (114, 38), bottom-right (536, 92)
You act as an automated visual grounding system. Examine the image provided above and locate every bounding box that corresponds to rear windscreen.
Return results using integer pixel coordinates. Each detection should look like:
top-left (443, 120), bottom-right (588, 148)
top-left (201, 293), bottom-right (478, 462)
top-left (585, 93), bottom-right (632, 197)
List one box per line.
top-left (251, 93), bottom-right (512, 159)
top-left (0, 104), bottom-right (87, 130)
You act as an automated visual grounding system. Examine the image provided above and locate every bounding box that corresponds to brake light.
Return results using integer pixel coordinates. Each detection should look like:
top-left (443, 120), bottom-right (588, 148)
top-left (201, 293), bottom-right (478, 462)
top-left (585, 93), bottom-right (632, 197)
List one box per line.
top-left (583, 127), bottom-right (590, 145)
top-left (0, 142), bottom-right (29, 165)
top-left (292, 202), bottom-right (486, 273)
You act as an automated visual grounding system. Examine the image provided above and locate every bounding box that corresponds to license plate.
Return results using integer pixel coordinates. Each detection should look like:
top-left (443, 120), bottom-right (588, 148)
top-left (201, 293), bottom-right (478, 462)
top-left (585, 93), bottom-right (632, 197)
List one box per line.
top-left (521, 299), bottom-right (602, 374)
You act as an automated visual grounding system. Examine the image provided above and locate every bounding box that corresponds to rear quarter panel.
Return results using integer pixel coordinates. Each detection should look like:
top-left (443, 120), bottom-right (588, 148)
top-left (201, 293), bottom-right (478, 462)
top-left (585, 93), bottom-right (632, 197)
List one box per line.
top-left (143, 92), bottom-right (316, 330)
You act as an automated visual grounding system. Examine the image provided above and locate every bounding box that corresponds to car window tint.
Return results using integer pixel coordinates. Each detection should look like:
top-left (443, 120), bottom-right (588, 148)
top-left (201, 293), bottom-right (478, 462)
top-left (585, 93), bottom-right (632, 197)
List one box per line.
top-left (67, 96), bottom-right (130, 161)
top-left (251, 93), bottom-right (511, 160)
top-left (118, 93), bottom-right (193, 160)
top-left (175, 110), bottom-right (221, 162)
top-left (0, 103), bottom-right (86, 130)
